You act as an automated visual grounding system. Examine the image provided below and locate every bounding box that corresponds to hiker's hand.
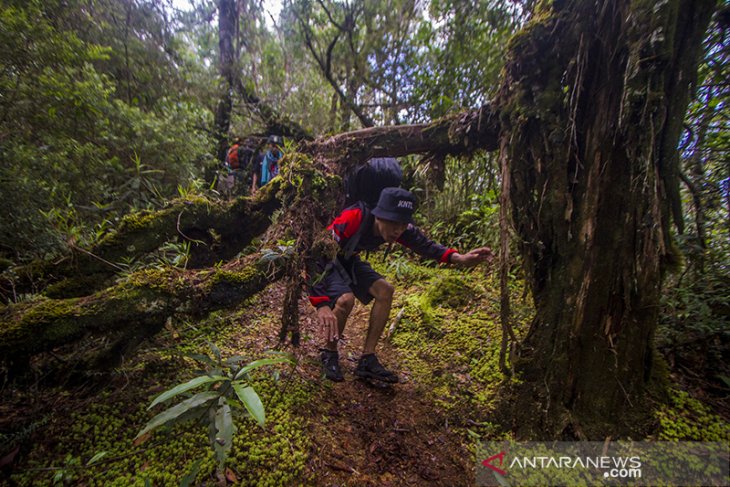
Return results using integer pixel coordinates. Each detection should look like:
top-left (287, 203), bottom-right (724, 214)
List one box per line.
top-left (452, 247), bottom-right (494, 267)
top-left (317, 306), bottom-right (339, 342)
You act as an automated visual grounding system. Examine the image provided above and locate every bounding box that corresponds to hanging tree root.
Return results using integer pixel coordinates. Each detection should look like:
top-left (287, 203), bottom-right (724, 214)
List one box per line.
top-left (261, 153), bottom-right (343, 346)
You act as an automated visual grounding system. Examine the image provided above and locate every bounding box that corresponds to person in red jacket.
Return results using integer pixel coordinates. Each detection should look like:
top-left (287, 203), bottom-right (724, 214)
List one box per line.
top-left (309, 187), bottom-right (493, 382)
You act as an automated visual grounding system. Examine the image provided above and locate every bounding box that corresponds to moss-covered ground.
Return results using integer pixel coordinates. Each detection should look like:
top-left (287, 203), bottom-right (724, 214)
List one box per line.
top-left (1, 251), bottom-right (727, 485)
top-left (3, 297), bottom-right (312, 486)
top-left (369, 254), bottom-right (531, 437)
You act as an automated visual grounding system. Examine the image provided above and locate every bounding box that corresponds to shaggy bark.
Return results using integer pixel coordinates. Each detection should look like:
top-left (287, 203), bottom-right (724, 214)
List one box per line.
top-left (495, 0), bottom-right (716, 439)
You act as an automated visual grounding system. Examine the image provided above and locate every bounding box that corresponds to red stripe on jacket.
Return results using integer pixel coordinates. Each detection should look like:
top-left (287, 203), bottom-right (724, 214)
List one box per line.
top-left (327, 207), bottom-right (363, 241)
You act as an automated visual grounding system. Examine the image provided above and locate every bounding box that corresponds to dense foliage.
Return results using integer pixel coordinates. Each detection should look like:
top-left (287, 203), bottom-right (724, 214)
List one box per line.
top-left (0, 0), bottom-right (725, 354)
top-left (0, 0), bottom-right (524, 262)
top-left (1, 0), bottom-right (726, 364)
top-left (658, 11), bottom-right (729, 392)
top-left (0, 0), bottom-right (213, 260)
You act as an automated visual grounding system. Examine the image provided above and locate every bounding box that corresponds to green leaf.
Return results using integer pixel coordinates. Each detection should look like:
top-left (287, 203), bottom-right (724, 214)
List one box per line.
top-left (180, 459), bottom-right (203, 487)
top-left (494, 471), bottom-right (511, 487)
top-left (136, 391), bottom-right (218, 439)
top-left (264, 350), bottom-right (296, 359)
top-left (232, 384), bottom-right (265, 426)
top-left (207, 407), bottom-right (217, 453)
top-left (214, 399), bottom-right (235, 467)
top-left (86, 451), bottom-right (108, 465)
top-left (209, 342), bottom-right (222, 364)
top-left (53, 471), bottom-right (64, 484)
top-left (259, 250), bottom-right (280, 262)
top-left (225, 355), bottom-right (248, 365)
top-left (149, 375), bottom-right (228, 409)
top-left (232, 355), bottom-right (295, 381)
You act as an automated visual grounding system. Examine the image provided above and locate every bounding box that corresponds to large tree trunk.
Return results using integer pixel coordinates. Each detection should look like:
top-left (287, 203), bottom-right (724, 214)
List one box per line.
top-left (213, 0), bottom-right (238, 164)
top-left (496, 0), bottom-right (716, 439)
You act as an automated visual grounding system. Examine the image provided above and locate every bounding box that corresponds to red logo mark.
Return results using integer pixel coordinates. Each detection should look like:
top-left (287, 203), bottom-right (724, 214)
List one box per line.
top-left (482, 451), bottom-right (507, 476)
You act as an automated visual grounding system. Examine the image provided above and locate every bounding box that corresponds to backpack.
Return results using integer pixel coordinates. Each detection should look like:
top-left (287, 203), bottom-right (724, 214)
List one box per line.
top-left (226, 144), bottom-right (241, 169)
top-left (344, 157), bottom-right (403, 208)
top-left (227, 144), bottom-right (256, 171)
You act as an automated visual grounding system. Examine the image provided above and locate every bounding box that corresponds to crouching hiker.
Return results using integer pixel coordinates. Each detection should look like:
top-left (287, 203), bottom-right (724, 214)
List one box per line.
top-left (308, 187), bottom-right (493, 383)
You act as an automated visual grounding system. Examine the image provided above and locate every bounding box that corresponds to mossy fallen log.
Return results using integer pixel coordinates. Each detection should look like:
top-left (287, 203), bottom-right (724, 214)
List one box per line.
top-left (0, 179), bottom-right (285, 300)
top-left (0, 253), bottom-right (286, 367)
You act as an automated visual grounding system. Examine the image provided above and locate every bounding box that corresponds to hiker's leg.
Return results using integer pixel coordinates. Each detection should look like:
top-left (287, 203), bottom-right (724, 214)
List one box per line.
top-left (325, 292), bottom-right (354, 351)
top-left (363, 279), bottom-right (394, 354)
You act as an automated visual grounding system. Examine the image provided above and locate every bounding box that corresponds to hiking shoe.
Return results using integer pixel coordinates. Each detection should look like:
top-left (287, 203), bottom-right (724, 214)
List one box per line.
top-left (320, 349), bottom-right (344, 382)
top-left (354, 354), bottom-right (399, 383)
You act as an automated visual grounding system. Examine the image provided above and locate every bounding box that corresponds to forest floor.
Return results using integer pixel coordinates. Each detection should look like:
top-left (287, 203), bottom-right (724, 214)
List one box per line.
top-left (1, 254), bottom-right (728, 486)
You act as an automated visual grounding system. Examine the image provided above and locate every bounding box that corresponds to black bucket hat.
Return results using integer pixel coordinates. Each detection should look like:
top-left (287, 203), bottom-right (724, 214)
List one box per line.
top-left (371, 187), bottom-right (416, 224)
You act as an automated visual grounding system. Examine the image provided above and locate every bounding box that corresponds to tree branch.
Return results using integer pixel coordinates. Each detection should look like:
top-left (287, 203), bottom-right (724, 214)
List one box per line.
top-left (294, 3), bottom-right (374, 128)
top-left (302, 104), bottom-right (500, 170)
top-left (235, 78), bottom-right (312, 140)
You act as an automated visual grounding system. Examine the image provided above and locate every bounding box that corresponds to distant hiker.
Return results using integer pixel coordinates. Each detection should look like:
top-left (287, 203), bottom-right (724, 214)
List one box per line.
top-left (308, 185), bottom-right (493, 383)
top-left (218, 138), bottom-right (239, 197)
top-left (219, 137), bottom-right (255, 198)
top-left (252, 135), bottom-right (283, 192)
top-left (226, 138), bottom-right (243, 170)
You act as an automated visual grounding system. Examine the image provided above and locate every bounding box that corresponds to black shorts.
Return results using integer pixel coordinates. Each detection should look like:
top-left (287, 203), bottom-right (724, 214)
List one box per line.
top-left (321, 255), bottom-right (383, 307)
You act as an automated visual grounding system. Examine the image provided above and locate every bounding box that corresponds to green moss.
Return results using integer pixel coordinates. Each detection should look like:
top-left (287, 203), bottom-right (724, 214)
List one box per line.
top-left (654, 389), bottom-right (730, 442)
top-left (426, 274), bottom-right (482, 308)
top-left (370, 259), bottom-right (533, 442)
top-left (209, 267), bottom-right (259, 286)
top-left (44, 274), bottom-right (110, 299)
top-left (0, 297), bottom-right (84, 349)
top-left (387, 271), bottom-right (503, 419)
top-left (117, 209), bottom-right (168, 233)
top-left (121, 268), bottom-right (195, 298)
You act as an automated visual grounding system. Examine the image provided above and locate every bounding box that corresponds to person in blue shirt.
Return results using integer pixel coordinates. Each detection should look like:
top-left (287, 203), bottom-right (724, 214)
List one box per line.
top-left (252, 135), bottom-right (283, 192)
